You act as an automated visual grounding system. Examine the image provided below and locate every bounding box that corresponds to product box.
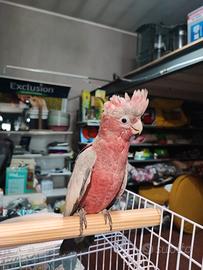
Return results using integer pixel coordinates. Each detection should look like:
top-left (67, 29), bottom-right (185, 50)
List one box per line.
top-left (81, 90), bottom-right (91, 121)
top-left (80, 127), bottom-right (98, 144)
top-left (5, 167), bottom-right (28, 195)
top-left (10, 159), bottom-right (36, 193)
top-left (187, 6), bottom-right (203, 43)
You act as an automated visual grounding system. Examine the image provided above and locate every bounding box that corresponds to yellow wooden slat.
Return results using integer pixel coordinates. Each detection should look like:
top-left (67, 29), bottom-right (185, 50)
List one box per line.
top-left (0, 208), bottom-right (161, 248)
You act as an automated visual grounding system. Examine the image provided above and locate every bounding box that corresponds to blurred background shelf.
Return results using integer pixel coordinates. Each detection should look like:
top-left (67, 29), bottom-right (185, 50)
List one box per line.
top-left (0, 130), bottom-right (73, 135)
top-left (99, 39), bottom-right (203, 101)
top-left (40, 169), bottom-right (71, 176)
top-left (77, 120), bottom-right (100, 126)
top-left (13, 153), bottom-right (73, 159)
top-left (128, 158), bottom-right (203, 163)
top-left (77, 120), bottom-right (203, 131)
top-left (3, 188), bottom-right (67, 205)
top-left (143, 125), bottom-right (203, 131)
top-left (42, 188), bottom-right (67, 198)
top-left (130, 143), bottom-right (203, 147)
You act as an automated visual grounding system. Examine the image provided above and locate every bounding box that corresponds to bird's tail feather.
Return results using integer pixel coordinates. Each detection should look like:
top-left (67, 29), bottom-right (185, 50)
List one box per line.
top-left (59, 236), bottom-right (95, 255)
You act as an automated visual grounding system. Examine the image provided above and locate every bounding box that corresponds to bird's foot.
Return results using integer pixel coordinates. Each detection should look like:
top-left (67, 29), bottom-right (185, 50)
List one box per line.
top-left (102, 209), bottom-right (113, 231)
top-left (77, 208), bottom-right (87, 236)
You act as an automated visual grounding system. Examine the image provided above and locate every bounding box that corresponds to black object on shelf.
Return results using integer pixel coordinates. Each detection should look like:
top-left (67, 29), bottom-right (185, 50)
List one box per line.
top-left (97, 39), bottom-right (203, 101)
top-left (0, 138), bottom-right (14, 190)
top-left (136, 23), bottom-right (171, 67)
top-left (19, 136), bottom-right (31, 152)
top-left (170, 24), bottom-right (187, 51)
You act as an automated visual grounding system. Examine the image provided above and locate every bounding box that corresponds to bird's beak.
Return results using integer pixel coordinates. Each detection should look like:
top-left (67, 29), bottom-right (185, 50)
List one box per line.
top-left (130, 119), bottom-right (143, 135)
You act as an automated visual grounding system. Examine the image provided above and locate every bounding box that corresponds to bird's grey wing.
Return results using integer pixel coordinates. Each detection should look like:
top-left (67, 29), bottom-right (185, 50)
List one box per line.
top-left (64, 146), bottom-right (96, 216)
top-left (116, 162), bottom-right (129, 199)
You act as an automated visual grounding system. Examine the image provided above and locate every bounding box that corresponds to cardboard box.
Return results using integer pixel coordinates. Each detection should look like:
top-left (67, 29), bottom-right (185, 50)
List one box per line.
top-left (10, 159), bottom-right (36, 193)
top-left (187, 6), bottom-right (203, 43)
top-left (81, 90), bottom-right (91, 121)
top-left (5, 167), bottom-right (28, 195)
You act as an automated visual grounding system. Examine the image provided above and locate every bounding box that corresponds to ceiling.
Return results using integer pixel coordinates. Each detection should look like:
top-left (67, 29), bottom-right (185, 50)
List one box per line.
top-left (5, 0), bottom-right (203, 32)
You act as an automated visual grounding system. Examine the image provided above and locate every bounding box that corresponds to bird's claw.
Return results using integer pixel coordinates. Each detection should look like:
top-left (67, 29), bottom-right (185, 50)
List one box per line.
top-left (102, 209), bottom-right (113, 231)
top-left (78, 208), bottom-right (87, 236)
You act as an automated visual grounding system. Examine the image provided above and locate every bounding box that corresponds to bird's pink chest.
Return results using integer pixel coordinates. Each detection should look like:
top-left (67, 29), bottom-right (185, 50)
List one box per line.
top-left (80, 142), bottom-right (129, 214)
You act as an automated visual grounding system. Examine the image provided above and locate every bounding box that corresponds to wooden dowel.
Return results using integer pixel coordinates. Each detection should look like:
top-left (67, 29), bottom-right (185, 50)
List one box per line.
top-left (0, 208), bottom-right (161, 248)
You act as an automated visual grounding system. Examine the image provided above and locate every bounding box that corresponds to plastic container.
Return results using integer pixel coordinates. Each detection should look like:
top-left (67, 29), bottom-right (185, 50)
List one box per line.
top-left (170, 24), bottom-right (187, 50)
top-left (29, 108), bottom-right (48, 129)
top-left (48, 110), bottom-right (70, 131)
top-left (41, 180), bottom-right (53, 194)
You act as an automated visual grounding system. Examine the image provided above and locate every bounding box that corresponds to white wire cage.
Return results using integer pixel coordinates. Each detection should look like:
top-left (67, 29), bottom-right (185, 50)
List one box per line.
top-left (0, 189), bottom-right (203, 270)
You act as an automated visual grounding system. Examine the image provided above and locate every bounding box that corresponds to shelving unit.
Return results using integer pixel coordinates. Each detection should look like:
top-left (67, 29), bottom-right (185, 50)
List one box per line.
top-left (0, 76), bottom-right (73, 216)
top-left (42, 172), bottom-right (71, 177)
top-left (76, 41), bottom-right (203, 190)
top-left (78, 120), bottom-right (203, 132)
top-left (77, 120), bottom-right (100, 126)
top-left (13, 153), bottom-right (73, 159)
top-left (88, 40), bottom-right (203, 181)
top-left (0, 128), bottom-right (73, 199)
top-left (129, 125), bottom-right (203, 166)
top-left (98, 39), bottom-right (203, 102)
top-left (128, 158), bottom-right (171, 164)
top-left (143, 125), bottom-right (203, 132)
top-left (79, 142), bottom-right (203, 148)
top-left (0, 130), bottom-right (73, 135)
top-left (128, 157), bottom-right (203, 164)
top-left (3, 188), bottom-right (67, 206)
top-left (130, 143), bottom-right (203, 147)
top-left (78, 122), bottom-right (203, 162)
top-left (43, 188), bottom-right (67, 198)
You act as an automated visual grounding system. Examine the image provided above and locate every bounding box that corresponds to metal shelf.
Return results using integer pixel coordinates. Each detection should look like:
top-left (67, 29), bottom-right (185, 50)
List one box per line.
top-left (45, 172), bottom-right (71, 176)
top-left (77, 121), bottom-right (203, 132)
top-left (128, 158), bottom-right (171, 163)
top-left (3, 192), bottom-right (46, 207)
top-left (40, 169), bottom-right (71, 176)
top-left (128, 157), bottom-right (203, 163)
top-left (3, 188), bottom-right (67, 203)
top-left (13, 153), bottom-right (73, 159)
top-left (77, 120), bottom-right (100, 126)
top-left (143, 125), bottom-right (203, 132)
top-left (98, 39), bottom-right (203, 102)
top-left (80, 142), bottom-right (203, 147)
top-left (0, 130), bottom-right (73, 135)
top-left (130, 143), bottom-right (203, 147)
top-left (43, 188), bottom-right (67, 198)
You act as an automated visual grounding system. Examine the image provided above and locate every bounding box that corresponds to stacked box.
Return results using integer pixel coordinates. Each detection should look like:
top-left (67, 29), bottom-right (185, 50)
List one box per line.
top-left (187, 6), bottom-right (203, 43)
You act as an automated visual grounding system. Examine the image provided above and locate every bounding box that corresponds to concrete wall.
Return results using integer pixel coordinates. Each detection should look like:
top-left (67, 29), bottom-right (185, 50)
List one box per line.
top-left (0, 1), bottom-right (138, 152)
top-left (0, 1), bottom-right (137, 100)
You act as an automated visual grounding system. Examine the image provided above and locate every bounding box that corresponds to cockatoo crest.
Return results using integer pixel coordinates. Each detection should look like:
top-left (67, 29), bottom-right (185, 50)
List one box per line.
top-left (103, 89), bottom-right (149, 118)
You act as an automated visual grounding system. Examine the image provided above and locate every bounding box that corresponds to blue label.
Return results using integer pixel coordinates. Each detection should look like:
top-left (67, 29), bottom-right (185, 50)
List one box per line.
top-left (191, 21), bottom-right (203, 41)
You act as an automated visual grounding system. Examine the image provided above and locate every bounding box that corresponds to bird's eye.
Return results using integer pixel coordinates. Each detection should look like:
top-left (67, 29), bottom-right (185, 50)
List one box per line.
top-left (121, 117), bottom-right (128, 124)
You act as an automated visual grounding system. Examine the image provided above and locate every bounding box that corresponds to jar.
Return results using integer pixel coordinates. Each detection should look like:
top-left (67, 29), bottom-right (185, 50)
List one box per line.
top-left (48, 110), bottom-right (70, 131)
top-left (29, 108), bottom-right (48, 129)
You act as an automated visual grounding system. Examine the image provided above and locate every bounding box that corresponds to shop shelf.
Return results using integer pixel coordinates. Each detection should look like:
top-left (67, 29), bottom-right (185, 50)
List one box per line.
top-left (0, 130), bottom-right (73, 135)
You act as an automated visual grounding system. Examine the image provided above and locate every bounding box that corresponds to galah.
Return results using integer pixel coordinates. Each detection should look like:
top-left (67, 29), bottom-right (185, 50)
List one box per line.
top-left (60, 89), bottom-right (149, 254)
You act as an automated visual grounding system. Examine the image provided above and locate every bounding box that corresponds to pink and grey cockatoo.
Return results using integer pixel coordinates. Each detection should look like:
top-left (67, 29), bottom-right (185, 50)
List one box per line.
top-left (60, 89), bottom-right (149, 254)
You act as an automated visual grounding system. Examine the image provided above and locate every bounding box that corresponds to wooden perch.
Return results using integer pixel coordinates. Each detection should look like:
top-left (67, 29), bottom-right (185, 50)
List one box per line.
top-left (0, 208), bottom-right (161, 248)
